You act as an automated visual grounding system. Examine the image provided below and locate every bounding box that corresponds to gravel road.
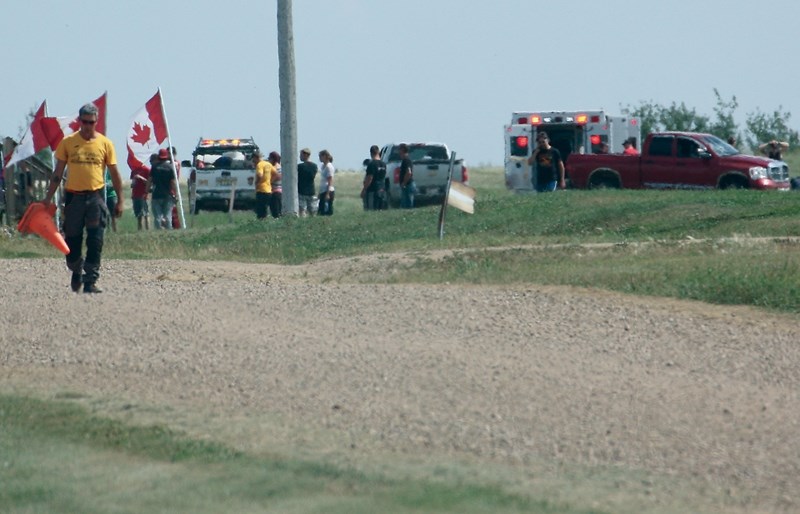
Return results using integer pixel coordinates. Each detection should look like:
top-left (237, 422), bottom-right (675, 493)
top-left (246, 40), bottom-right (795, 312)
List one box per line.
top-left (1, 257), bottom-right (798, 513)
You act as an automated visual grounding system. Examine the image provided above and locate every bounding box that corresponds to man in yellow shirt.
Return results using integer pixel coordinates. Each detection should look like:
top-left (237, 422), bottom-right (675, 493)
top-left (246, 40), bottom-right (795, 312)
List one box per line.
top-left (252, 150), bottom-right (274, 219)
top-left (44, 103), bottom-right (123, 293)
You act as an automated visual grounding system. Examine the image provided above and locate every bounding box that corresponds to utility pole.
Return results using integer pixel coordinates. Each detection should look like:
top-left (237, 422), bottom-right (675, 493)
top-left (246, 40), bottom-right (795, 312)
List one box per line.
top-left (277, 0), bottom-right (298, 216)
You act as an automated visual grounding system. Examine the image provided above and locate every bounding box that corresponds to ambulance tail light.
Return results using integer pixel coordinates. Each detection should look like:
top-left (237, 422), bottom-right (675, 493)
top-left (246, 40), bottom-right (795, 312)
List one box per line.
top-left (590, 135), bottom-right (601, 145)
top-left (461, 164), bottom-right (469, 185)
top-left (511, 136), bottom-right (529, 157)
top-left (576, 114), bottom-right (588, 124)
top-left (517, 117), bottom-right (528, 124)
top-left (530, 115), bottom-right (542, 125)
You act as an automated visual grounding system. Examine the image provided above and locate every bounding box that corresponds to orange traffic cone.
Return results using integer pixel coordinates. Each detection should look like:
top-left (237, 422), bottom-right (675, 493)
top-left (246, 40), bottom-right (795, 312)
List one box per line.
top-left (17, 202), bottom-right (70, 255)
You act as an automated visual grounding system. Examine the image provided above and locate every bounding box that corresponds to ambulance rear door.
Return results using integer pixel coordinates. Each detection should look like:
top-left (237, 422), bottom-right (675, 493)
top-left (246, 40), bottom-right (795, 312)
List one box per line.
top-left (504, 123), bottom-right (533, 192)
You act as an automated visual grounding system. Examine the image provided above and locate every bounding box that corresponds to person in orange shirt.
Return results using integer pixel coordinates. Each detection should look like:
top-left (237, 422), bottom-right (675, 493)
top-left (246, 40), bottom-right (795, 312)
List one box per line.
top-left (622, 137), bottom-right (639, 156)
top-left (43, 103), bottom-right (123, 293)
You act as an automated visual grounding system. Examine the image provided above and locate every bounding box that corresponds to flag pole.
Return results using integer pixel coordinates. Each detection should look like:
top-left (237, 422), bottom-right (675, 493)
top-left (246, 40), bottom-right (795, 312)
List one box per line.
top-left (101, 92), bottom-right (108, 221)
top-left (157, 87), bottom-right (186, 229)
top-left (437, 151), bottom-right (456, 240)
top-left (44, 101), bottom-right (62, 230)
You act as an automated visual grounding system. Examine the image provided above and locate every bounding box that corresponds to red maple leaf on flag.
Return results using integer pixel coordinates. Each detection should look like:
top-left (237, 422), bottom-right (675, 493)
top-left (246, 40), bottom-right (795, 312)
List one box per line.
top-left (68, 119), bottom-right (80, 133)
top-left (131, 122), bottom-right (151, 145)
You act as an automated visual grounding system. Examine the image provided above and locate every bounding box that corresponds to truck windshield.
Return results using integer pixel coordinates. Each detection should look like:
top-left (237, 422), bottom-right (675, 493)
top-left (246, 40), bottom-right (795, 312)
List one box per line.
top-left (195, 148), bottom-right (256, 169)
top-left (699, 135), bottom-right (739, 157)
top-left (387, 145), bottom-right (448, 161)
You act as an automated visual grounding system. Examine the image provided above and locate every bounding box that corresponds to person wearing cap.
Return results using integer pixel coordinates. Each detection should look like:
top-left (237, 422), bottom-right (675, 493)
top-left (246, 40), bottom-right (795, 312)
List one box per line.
top-left (252, 150), bottom-right (274, 219)
top-left (526, 131), bottom-right (565, 192)
top-left (297, 148), bottom-right (318, 217)
top-left (130, 154), bottom-right (154, 231)
top-left (268, 151), bottom-right (282, 218)
top-left (43, 102), bottom-right (123, 293)
top-left (146, 148), bottom-right (177, 229)
top-left (622, 138), bottom-right (639, 156)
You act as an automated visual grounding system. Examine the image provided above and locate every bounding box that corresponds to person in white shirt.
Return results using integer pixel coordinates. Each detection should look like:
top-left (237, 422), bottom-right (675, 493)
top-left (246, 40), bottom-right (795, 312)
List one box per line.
top-left (318, 149), bottom-right (335, 216)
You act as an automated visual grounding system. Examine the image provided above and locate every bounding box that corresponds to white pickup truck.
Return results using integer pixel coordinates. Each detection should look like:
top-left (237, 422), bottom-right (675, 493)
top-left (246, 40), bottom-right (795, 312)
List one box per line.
top-left (380, 143), bottom-right (468, 205)
top-left (184, 138), bottom-right (261, 213)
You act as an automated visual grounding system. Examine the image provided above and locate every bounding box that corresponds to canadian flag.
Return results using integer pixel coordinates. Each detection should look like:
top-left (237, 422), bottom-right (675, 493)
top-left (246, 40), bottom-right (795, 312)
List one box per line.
top-left (40, 92), bottom-right (108, 151)
top-left (126, 90), bottom-right (168, 172)
top-left (3, 100), bottom-right (49, 169)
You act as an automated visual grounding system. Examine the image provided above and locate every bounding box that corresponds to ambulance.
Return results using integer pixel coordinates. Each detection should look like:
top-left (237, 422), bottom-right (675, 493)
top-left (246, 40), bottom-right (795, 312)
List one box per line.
top-left (504, 110), bottom-right (640, 191)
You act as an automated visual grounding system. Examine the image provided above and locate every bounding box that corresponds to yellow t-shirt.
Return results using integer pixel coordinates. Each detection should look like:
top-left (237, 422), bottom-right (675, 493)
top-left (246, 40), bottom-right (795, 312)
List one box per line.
top-left (55, 132), bottom-right (117, 192)
top-left (255, 160), bottom-right (274, 194)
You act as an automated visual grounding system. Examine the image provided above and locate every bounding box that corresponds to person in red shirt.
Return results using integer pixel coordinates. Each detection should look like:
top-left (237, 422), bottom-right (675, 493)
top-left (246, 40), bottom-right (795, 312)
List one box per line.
top-left (131, 154), bottom-right (155, 230)
top-left (622, 137), bottom-right (639, 156)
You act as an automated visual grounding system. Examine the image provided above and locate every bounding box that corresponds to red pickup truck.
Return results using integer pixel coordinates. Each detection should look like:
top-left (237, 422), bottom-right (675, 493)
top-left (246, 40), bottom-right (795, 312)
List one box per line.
top-left (568, 132), bottom-right (791, 191)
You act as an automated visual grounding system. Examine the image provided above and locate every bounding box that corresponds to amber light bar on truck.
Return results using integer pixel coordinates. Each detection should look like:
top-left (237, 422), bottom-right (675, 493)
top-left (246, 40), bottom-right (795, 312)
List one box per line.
top-left (198, 138), bottom-right (250, 147)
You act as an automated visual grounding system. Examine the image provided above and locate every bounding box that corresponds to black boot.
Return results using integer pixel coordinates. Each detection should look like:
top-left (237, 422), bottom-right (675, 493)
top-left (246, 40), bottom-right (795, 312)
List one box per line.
top-left (83, 283), bottom-right (102, 294)
top-left (71, 272), bottom-right (82, 292)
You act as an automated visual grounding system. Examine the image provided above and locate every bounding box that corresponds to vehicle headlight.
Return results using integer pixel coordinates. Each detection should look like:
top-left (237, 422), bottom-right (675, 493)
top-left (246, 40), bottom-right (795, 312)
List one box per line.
top-left (749, 166), bottom-right (768, 180)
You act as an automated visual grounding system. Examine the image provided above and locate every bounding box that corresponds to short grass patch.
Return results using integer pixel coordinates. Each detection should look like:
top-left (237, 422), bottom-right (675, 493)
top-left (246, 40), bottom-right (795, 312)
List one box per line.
top-left (0, 394), bottom-right (603, 514)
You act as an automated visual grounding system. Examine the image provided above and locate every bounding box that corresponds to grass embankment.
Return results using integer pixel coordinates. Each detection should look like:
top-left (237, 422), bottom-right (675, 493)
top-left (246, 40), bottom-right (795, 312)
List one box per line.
top-left (0, 395), bottom-right (600, 514)
top-left (3, 168), bottom-right (799, 312)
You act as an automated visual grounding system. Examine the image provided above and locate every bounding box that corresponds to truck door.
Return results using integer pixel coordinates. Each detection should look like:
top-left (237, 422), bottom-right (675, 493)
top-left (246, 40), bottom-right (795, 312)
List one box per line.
top-left (504, 124), bottom-right (533, 191)
top-left (673, 137), bottom-right (714, 189)
top-left (640, 135), bottom-right (676, 189)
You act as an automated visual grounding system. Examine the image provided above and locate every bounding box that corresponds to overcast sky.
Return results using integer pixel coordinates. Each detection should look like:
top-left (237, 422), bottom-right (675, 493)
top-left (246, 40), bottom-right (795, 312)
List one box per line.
top-left (2, 0), bottom-right (798, 169)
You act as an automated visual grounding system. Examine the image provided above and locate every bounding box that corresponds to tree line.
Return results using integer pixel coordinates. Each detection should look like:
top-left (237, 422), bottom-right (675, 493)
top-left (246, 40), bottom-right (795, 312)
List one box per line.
top-left (622, 88), bottom-right (799, 150)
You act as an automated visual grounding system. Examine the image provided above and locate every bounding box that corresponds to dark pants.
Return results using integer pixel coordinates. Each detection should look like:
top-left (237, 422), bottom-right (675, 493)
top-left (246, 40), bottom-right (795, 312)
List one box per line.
top-left (318, 191), bottom-right (335, 216)
top-left (63, 191), bottom-right (107, 285)
top-left (363, 189), bottom-right (387, 211)
top-left (269, 191), bottom-right (282, 218)
top-left (256, 192), bottom-right (271, 219)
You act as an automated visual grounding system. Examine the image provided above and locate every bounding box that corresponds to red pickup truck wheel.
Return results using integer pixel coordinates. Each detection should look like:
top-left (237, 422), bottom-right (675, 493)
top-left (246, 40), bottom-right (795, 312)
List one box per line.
top-left (719, 176), bottom-right (748, 190)
top-left (588, 172), bottom-right (620, 190)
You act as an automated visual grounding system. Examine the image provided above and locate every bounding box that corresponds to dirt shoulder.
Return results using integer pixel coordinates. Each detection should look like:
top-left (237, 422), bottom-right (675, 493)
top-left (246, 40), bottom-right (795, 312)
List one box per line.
top-left (1, 256), bottom-right (798, 513)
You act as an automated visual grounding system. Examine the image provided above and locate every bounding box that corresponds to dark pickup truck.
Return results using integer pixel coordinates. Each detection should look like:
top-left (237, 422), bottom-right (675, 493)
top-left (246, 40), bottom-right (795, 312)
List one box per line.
top-left (568, 132), bottom-right (791, 190)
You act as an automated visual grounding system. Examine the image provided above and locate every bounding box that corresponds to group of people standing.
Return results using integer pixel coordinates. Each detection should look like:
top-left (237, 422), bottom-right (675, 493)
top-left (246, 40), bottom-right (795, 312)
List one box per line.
top-left (255, 147), bottom-right (336, 218)
top-left (129, 147), bottom-right (181, 230)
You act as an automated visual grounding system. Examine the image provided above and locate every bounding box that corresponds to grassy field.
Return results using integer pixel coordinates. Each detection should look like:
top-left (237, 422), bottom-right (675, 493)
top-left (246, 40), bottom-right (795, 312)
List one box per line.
top-left (3, 165), bottom-right (799, 312)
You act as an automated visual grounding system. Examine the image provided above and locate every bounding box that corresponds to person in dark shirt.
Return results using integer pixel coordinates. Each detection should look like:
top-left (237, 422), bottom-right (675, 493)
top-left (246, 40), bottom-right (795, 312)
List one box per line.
top-left (146, 149), bottom-right (176, 229)
top-left (526, 131), bottom-right (565, 192)
top-left (361, 145), bottom-right (387, 210)
top-left (758, 140), bottom-right (789, 160)
top-left (398, 143), bottom-right (416, 208)
top-left (297, 148), bottom-right (318, 216)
